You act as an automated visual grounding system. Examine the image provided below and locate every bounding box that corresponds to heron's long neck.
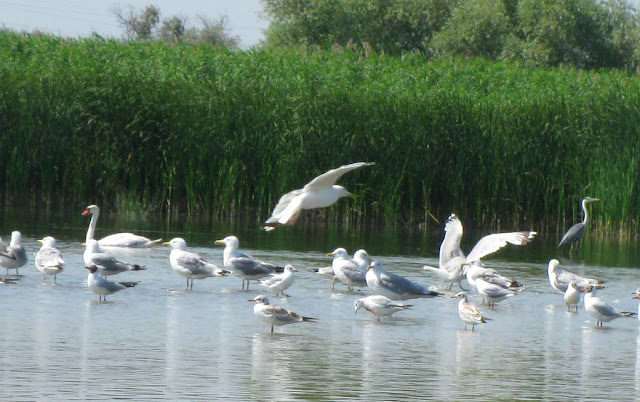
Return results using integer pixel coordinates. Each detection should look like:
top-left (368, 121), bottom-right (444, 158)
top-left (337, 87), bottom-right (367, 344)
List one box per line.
top-left (581, 199), bottom-right (589, 225)
top-left (86, 212), bottom-right (99, 243)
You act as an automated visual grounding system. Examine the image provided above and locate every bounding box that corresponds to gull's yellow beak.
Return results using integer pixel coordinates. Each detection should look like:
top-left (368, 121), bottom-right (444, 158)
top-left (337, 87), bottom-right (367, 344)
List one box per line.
top-left (327, 252), bottom-right (334, 257)
top-left (348, 192), bottom-right (355, 199)
top-left (37, 239), bottom-right (43, 244)
top-left (81, 242), bottom-right (87, 247)
top-left (162, 242), bottom-right (170, 246)
top-left (214, 240), bottom-right (224, 245)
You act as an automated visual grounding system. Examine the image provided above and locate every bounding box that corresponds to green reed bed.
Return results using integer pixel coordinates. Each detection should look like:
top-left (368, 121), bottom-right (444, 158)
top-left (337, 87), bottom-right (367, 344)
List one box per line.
top-left (0, 32), bottom-right (639, 233)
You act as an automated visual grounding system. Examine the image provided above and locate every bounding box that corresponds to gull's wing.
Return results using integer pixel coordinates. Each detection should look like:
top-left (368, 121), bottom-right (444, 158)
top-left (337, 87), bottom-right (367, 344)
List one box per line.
top-left (303, 162), bottom-right (374, 190)
top-left (379, 271), bottom-right (428, 296)
top-left (88, 252), bottom-right (132, 271)
top-left (175, 251), bottom-right (207, 273)
top-left (36, 247), bottom-right (64, 267)
top-left (229, 256), bottom-right (274, 276)
top-left (590, 298), bottom-right (622, 318)
top-left (465, 231), bottom-right (537, 263)
top-left (439, 214), bottom-right (465, 268)
top-left (459, 302), bottom-right (484, 322)
top-left (265, 189), bottom-right (303, 222)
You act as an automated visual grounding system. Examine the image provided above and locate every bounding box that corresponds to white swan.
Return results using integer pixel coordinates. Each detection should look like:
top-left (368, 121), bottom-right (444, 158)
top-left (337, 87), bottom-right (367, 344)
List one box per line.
top-left (83, 205), bottom-right (162, 248)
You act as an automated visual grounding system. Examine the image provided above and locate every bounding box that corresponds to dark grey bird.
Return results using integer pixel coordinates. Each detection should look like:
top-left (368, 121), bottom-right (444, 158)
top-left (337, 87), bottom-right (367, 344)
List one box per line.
top-left (558, 197), bottom-right (600, 248)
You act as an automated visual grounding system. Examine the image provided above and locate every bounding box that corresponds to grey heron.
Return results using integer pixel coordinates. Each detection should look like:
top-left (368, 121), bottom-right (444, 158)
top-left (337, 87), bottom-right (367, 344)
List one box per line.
top-left (558, 197), bottom-right (600, 248)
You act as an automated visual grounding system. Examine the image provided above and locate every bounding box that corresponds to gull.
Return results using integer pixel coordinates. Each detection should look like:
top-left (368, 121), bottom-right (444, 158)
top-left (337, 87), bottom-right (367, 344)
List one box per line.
top-left (262, 162), bottom-right (375, 230)
top-left (454, 291), bottom-right (490, 331)
top-left (475, 278), bottom-right (519, 309)
top-left (0, 231), bottom-right (28, 275)
top-left (311, 266), bottom-right (335, 276)
top-left (163, 238), bottom-right (229, 290)
top-left (259, 264), bottom-right (297, 297)
top-left (35, 236), bottom-right (64, 282)
top-left (83, 239), bottom-right (146, 277)
top-left (584, 284), bottom-right (635, 326)
top-left (249, 295), bottom-right (317, 333)
top-left (85, 264), bottom-right (139, 301)
top-left (464, 261), bottom-right (524, 291)
top-left (83, 204), bottom-right (162, 247)
top-left (547, 259), bottom-right (604, 294)
top-left (327, 248), bottom-right (368, 291)
top-left (354, 295), bottom-right (412, 321)
top-left (424, 214), bottom-right (535, 290)
top-left (564, 281), bottom-right (581, 312)
top-left (366, 260), bottom-right (443, 301)
top-left (214, 235), bottom-right (282, 289)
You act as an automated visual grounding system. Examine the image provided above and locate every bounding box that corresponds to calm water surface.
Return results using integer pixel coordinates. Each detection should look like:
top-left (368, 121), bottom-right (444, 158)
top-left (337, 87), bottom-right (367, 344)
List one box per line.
top-left (1, 210), bottom-right (640, 400)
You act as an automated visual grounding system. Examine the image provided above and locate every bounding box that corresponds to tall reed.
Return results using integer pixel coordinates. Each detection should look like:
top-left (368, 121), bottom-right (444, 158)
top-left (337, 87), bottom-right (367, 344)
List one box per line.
top-left (1, 32), bottom-right (639, 233)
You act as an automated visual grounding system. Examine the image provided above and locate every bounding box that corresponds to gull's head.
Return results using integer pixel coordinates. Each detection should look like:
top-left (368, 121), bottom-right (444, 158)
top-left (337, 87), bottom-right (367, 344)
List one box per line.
top-left (367, 260), bottom-right (383, 271)
top-left (284, 264), bottom-right (297, 273)
top-left (85, 264), bottom-right (98, 274)
top-left (584, 284), bottom-right (595, 294)
top-left (250, 295), bottom-right (269, 304)
top-left (328, 248), bottom-right (348, 258)
top-left (86, 239), bottom-right (100, 252)
top-left (353, 249), bottom-right (370, 262)
top-left (632, 288), bottom-right (640, 299)
top-left (332, 185), bottom-right (354, 200)
top-left (215, 236), bottom-right (239, 249)
top-left (38, 236), bottom-right (57, 248)
top-left (164, 238), bottom-right (187, 250)
top-left (453, 291), bottom-right (468, 301)
top-left (83, 204), bottom-right (99, 216)
top-left (10, 231), bottom-right (22, 245)
top-left (354, 298), bottom-right (364, 314)
top-left (548, 259), bottom-right (559, 273)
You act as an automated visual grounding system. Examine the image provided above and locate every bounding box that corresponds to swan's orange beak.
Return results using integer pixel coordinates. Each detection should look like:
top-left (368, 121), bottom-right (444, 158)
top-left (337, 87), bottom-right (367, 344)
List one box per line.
top-left (82, 209), bottom-right (90, 216)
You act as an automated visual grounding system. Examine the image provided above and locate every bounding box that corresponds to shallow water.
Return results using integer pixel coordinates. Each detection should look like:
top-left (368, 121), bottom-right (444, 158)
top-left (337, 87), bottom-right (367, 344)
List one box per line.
top-left (1, 212), bottom-right (640, 400)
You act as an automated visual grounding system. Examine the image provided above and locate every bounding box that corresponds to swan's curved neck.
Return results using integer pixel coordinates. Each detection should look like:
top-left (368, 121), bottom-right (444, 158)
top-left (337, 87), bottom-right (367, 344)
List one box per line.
top-left (581, 199), bottom-right (589, 225)
top-left (86, 210), bottom-right (99, 243)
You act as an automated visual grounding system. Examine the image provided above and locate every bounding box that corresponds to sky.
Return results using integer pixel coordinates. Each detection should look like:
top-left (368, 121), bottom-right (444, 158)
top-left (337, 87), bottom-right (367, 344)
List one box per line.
top-left (0, 0), bottom-right (267, 48)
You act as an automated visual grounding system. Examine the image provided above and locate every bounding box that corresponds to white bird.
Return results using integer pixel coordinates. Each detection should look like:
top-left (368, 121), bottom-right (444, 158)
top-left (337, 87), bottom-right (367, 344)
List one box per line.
top-left (564, 281), bottom-right (581, 312)
top-left (83, 204), bottom-right (162, 247)
top-left (311, 265), bottom-right (335, 276)
top-left (215, 236), bottom-right (282, 289)
top-left (584, 284), bottom-right (635, 326)
top-left (163, 238), bottom-right (229, 290)
top-left (0, 231), bottom-right (28, 275)
top-left (262, 162), bottom-right (375, 230)
top-left (249, 295), bottom-right (317, 333)
top-left (35, 236), bottom-right (64, 282)
top-left (259, 264), bottom-right (297, 297)
top-left (475, 278), bottom-right (519, 309)
top-left (83, 239), bottom-right (146, 277)
top-left (454, 291), bottom-right (490, 331)
top-left (327, 248), bottom-right (368, 291)
top-left (547, 259), bottom-right (605, 294)
top-left (424, 214), bottom-right (534, 290)
top-left (354, 295), bottom-right (412, 321)
top-left (366, 260), bottom-right (443, 301)
top-left (86, 264), bottom-right (139, 301)
top-left (464, 261), bottom-right (524, 290)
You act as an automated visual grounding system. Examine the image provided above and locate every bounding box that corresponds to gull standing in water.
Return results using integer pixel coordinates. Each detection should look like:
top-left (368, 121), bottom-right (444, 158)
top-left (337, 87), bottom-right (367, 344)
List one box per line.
top-left (547, 259), bottom-right (605, 294)
top-left (454, 291), bottom-right (490, 331)
top-left (262, 162), bottom-right (374, 230)
top-left (83, 204), bottom-right (162, 247)
top-left (83, 239), bottom-right (146, 277)
top-left (424, 214), bottom-right (535, 290)
top-left (464, 261), bottom-right (524, 291)
top-left (163, 238), bottom-right (228, 290)
top-left (558, 197), bottom-right (600, 249)
top-left (259, 264), bottom-right (297, 297)
top-left (584, 284), bottom-right (636, 326)
top-left (0, 231), bottom-right (28, 275)
top-left (249, 295), bottom-right (317, 333)
top-left (85, 264), bottom-right (139, 301)
top-left (327, 248), bottom-right (368, 291)
top-left (354, 295), bottom-right (412, 321)
top-left (215, 236), bottom-right (282, 290)
top-left (366, 260), bottom-right (443, 301)
top-left (475, 278), bottom-right (519, 309)
top-left (564, 281), bottom-right (581, 312)
top-left (35, 236), bottom-right (65, 282)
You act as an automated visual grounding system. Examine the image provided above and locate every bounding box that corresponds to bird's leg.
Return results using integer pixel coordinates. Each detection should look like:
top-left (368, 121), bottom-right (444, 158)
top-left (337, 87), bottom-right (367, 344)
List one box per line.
top-left (190, 279), bottom-right (193, 290)
top-left (247, 281), bottom-right (250, 290)
top-left (242, 280), bottom-right (246, 290)
top-left (270, 325), bottom-right (274, 333)
top-left (331, 278), bottom-right (336, 290)
top-left (54, 275), bottom-right (57, 283)
top-left (458, 281), bottom-right (468, 291)
top-left (185, 278), bottom-right (189, 290)
top-left (464, 324), bottom-right (467, 331)
top-left (472, 325), bottom-right (475, 332)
